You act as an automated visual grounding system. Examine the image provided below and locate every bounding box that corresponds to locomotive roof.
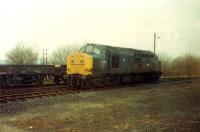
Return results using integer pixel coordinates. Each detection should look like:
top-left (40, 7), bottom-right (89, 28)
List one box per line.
top-left (85, 43), bottom-right (156, 56)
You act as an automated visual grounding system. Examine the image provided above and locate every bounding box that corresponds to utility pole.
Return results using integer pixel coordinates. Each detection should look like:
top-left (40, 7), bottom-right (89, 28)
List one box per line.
top-left (45, 49), bottom-right (48, 65)
top-left (153, 32), bottom-right (160, 54)
top-left (42, 48), bottom-right (48, 65)
top-left (43, 49), bottom-right (45, 65)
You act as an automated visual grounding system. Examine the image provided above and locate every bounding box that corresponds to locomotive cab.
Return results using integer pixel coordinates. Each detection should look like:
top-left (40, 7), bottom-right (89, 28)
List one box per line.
top-left (79, 44), bottom-right (108, 73)
top-left (67, 44), bottom-right (104, 75)
top-left (67, 44), bottom-right (108, 88)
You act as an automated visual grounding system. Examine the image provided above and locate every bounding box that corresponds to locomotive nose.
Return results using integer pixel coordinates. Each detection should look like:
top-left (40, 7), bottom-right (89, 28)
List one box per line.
top-left (67, 53), bottom-right (93, 75)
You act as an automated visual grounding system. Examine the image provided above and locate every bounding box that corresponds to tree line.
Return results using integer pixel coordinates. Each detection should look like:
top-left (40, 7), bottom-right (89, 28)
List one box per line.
top-left (4, 42), bottom-right (81, 65)
top-left (158, 53), bottom-right (200, 76)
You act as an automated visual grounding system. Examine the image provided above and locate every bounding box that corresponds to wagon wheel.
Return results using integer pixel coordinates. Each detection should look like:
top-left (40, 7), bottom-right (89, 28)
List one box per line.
top-left (0, 78), bottom-right (7, 88)
top-left (54, 76), bottom-right (60, 84)
top-left (39, 75), bottom-right (44, 86)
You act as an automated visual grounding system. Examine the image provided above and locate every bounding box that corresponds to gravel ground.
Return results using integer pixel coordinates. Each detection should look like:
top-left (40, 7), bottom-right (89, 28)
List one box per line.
top-left (0, 79), bottom-right (200, 132)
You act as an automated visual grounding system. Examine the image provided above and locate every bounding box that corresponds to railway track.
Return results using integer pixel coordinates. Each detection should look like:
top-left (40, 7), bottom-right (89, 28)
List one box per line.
top-left (160, 76), bottom-right (200, 82)
top-left (0, 76), bottom-right (199, 104)
top-left (0, 85), bottom-right (81, 104)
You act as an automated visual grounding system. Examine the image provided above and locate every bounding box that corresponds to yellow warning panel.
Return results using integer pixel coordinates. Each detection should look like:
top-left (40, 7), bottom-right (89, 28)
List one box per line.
top-left (67, 53), bottom-right (93, 75)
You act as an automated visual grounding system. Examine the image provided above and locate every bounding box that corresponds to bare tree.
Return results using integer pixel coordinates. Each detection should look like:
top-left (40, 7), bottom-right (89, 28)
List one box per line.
top-left (184, 54), bottom-right (200, 76)
top-left (171, 56), bottom-right (185, 76)
top-left (49, 44), bottom-right (82, 65)
top-left (158, 52), bottom-right (200, 76)
top-left (6, 43), bottom-right (38, 64)
top-left (157, 52), bottom-right (173, 76)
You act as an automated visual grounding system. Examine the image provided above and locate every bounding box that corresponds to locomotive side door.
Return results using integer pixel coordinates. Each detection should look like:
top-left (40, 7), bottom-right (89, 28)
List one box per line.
top-left (102, 49), bottom-right (110, 73)
top-left (107, 50), bottom-right (111, 71)
top-left (105, 50), bottom-right (110, 73)
top-left (134, 57), bottom-right (142, 73)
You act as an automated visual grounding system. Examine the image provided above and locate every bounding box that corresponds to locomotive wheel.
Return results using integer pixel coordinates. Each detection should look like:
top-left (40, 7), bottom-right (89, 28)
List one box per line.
top-left (92, 78), bottom-right (104, 88)
top-left (103, 77), bottom-right (112, 87)
top-left (104, 77), bottom-right (112, 87)
top-left (71, 77), bottom-right (82, 89)
top-left (85, 77), bottom-right (94, 89)
top-left (109, 76), bottom-right (120, 87)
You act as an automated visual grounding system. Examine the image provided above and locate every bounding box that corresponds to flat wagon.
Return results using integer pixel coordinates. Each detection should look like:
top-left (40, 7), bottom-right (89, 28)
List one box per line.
top-left (0, 65), bottom-right (66, 87)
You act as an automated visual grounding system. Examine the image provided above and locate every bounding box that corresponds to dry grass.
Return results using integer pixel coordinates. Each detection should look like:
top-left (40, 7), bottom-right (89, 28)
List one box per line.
top-left (1, 79), bottom-right (200, 131)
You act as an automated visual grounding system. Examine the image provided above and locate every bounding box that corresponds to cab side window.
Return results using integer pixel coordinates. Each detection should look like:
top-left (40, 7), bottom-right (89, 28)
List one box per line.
top-left (93, 47), bottom-right (100, 55)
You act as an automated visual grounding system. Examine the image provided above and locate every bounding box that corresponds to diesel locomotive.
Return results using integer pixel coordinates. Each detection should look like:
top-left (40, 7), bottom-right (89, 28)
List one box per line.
top-left (67, 43), bottom-right (162, 88)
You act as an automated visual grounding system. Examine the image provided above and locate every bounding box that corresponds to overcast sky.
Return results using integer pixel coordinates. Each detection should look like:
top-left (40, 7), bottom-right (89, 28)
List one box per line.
top-left (0, 0), bottom-right (200, 59)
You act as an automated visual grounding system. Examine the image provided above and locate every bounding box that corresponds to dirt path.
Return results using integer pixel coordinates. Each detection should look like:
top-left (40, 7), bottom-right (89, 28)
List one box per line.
top-left (1, 79), bottom-right (200, 132)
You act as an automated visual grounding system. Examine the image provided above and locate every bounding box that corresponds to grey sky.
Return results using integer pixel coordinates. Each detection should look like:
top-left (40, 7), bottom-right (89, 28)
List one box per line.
top-left (0, 0), bottom-right (200, 59)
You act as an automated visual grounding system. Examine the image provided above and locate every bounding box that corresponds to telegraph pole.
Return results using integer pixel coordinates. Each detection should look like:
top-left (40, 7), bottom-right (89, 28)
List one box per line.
top-left (45, 49), bottom-right (48, 65)
top-left (43, 49), bottom-right (45, 65)
top-left (153, 32), bottom-right (160, 54)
